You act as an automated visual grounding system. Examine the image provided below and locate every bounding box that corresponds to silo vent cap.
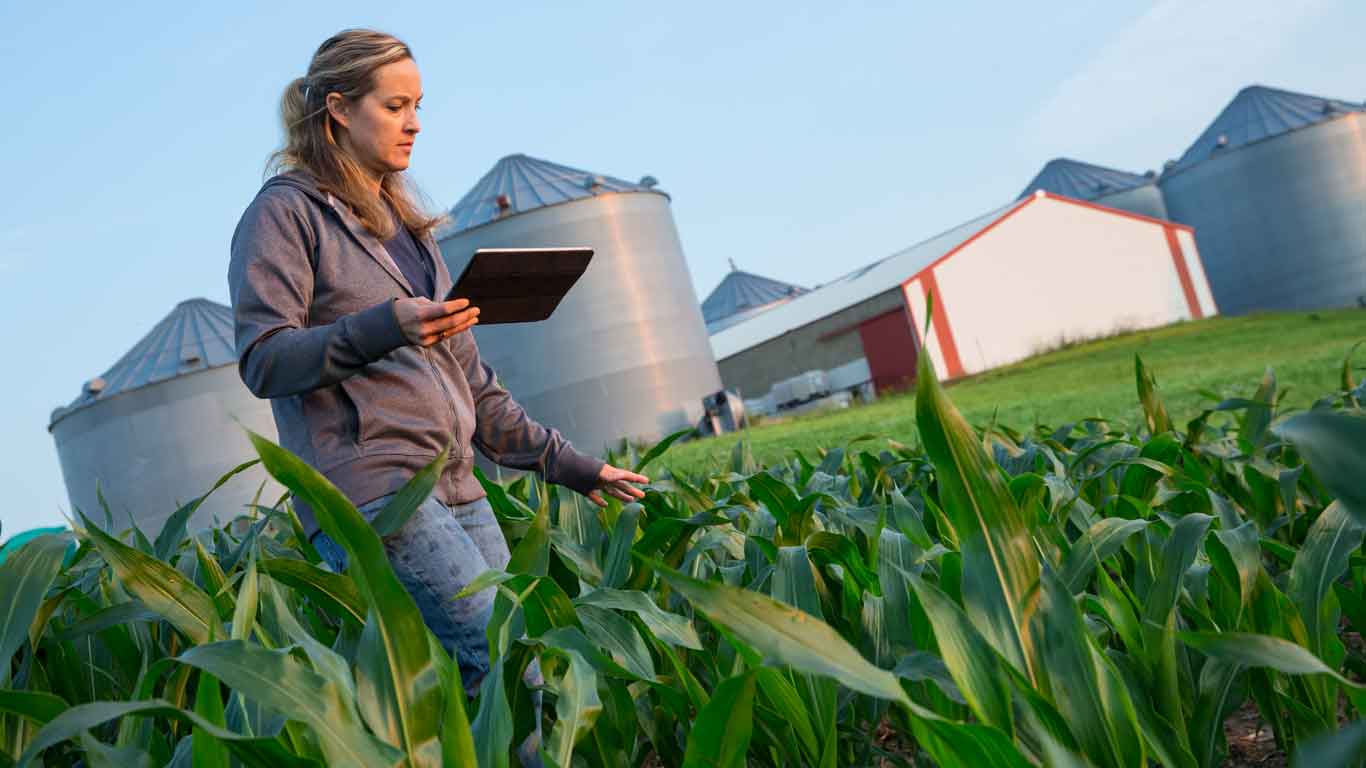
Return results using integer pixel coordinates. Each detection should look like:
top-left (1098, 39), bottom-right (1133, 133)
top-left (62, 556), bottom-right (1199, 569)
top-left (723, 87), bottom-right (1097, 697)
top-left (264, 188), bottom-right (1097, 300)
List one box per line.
top-left (84, 377), bottom-right (106, 395)
top-left (1215, 134), bottom-right (1229, 148)
top-left (638, 175), bottom-right (659, 188)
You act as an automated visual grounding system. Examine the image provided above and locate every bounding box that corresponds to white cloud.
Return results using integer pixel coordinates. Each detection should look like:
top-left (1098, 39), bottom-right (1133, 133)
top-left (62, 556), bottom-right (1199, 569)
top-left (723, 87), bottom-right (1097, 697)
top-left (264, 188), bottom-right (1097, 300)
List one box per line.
top-left (1018, 0), bottom-right (1336, 170)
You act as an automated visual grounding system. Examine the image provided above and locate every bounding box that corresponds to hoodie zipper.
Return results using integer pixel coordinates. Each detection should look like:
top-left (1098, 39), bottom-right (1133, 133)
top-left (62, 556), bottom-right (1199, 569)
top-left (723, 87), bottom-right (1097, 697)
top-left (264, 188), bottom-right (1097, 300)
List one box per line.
top-left (289, 176), bottom-right (466, 456)
top-left (424, 345), bottom-right (463, 452)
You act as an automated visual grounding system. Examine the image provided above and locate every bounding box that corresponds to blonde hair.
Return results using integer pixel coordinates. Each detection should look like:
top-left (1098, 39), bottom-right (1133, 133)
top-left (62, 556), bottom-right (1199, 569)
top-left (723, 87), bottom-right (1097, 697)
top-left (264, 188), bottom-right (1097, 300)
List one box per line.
top-left (268, 28), bottom-right (441, 240)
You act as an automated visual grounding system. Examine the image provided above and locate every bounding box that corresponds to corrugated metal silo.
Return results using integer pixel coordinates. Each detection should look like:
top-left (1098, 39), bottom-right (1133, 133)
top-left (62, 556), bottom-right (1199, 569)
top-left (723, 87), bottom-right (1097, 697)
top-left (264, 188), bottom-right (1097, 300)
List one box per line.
top-left (1019, 158), bottom-right (1168, 220)
top-left (701, 265), bottom-right (808, 334)
top-left (436, 154), bottom-right (722, 454)
top-left (1158, 85), bottom-right (1366, 313)
top-left (48, 299), bottom-right (284, 535)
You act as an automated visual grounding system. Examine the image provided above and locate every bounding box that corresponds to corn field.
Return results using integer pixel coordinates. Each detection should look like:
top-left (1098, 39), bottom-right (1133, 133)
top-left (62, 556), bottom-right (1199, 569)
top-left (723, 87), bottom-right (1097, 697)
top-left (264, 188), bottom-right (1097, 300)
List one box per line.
top-left (3, 345), bottom-right (1365, 767)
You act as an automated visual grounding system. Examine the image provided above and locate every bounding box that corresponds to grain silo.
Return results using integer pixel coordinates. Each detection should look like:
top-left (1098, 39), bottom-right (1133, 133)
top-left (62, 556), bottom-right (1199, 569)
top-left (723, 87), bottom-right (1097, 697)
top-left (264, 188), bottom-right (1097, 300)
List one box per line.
top-left (1158, 85), bottom-right (1366, 314)
top-left (48, 299), bottom-right (283, 536)
top-left (1018, 158), bottom-right (1168, 220)
top-left (436, 154), bottom-right (722, 453)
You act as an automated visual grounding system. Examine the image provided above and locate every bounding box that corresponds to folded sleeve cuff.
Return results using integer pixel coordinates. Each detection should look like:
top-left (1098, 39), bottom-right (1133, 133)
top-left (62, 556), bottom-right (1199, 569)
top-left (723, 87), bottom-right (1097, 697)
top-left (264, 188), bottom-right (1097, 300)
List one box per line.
top-left (347, 299), bottom-right (408, 361)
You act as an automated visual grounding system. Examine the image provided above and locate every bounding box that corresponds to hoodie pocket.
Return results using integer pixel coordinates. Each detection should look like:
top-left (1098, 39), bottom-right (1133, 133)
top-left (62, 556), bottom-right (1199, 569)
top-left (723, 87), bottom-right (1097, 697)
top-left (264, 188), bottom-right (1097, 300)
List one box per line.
top-left (338, 350), bottom-right (462, 457)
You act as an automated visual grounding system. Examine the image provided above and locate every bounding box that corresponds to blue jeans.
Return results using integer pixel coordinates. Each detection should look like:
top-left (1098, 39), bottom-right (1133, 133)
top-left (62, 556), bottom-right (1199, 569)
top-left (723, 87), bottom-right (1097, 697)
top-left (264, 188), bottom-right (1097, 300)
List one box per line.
top-left (310, 493), bottom-right (543, 766)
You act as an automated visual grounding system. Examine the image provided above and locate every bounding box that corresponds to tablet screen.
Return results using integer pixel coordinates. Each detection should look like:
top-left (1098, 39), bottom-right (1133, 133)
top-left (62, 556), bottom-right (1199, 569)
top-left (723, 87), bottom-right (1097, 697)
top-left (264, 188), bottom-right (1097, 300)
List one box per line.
top-left (446, 247), bottom-right (594, 324)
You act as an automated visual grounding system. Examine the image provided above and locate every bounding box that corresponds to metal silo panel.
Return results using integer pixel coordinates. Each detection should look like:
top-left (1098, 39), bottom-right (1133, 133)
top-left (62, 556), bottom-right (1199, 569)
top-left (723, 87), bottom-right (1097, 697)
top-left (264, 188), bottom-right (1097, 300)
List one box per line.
top-left (1160, 113), bottom-right (1366, 313)
top-left (50, 365), bottom-right (283, 535)
top-left (438, 191), bottom-right (722, 455)
top-left (1094, 185), bottom-right (1169, 221)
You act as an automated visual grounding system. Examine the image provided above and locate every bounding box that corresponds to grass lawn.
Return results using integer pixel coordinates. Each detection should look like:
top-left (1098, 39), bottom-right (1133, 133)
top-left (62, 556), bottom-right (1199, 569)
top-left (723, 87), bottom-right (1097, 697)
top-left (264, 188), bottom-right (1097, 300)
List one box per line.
top-left (665, 309), bottom-right (1365, 475)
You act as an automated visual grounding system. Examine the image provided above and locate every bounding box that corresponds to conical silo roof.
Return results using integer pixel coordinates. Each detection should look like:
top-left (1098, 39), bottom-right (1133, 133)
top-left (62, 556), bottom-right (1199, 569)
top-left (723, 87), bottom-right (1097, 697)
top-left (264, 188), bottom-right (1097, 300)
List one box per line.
top-left (702, 266), bottom-right (808, 333)
top-left (51, 298), bottom-right (238, 424)
top-left (1017, 158), bottom-right (1153, 201)
top-left (1166, 85), bottom-right (1364, 175)
top-left (444, 153), bottom-right (664, 235)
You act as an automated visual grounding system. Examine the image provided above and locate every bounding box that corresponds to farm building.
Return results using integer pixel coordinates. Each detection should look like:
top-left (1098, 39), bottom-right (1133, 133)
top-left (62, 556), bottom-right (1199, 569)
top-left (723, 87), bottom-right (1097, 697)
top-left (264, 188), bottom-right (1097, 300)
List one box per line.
top-left (436, 154), bottom-right (722, 454)
top-left (48, 299), bottom-right (284, 536)
top-left (1157, 85), bottom-right (1366, 314)
top-left (708, 191), bottom-right (1217, 398)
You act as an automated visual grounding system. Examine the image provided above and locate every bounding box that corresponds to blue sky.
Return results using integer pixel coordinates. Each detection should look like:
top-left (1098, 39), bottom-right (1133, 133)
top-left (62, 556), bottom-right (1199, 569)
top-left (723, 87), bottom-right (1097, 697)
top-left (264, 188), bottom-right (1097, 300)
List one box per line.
top-left (3, 0), bottom-right (1364, 535)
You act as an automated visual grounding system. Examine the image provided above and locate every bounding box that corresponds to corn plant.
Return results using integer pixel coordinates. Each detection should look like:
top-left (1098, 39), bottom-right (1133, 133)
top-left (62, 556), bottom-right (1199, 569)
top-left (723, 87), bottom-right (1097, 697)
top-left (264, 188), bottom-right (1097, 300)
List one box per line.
top-left (2, 341), bottom-right (1364, 766)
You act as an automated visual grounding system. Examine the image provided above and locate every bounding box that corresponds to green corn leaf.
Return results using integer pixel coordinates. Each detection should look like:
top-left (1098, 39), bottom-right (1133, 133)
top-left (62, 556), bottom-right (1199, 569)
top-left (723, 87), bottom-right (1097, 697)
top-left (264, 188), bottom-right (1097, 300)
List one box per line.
top-left (1294, 719), bottom-right (1366, 768)
top-left (806, 531), bottom-right (880, 596)
top-left (577, 604), bottom-right (655, 681)
top-left (905, 571), bottom-right (1013, 733)
top-left (771, 545), bottom-right (825, 620)
top-left (259, 576), bottom-right (356, 699)
top-left (1274, 410), bottom-right (1366, 522)
top-left (543, 647), bottom-right (602, 767)
top-left (440, 635), bottom-right (476, 768)
top-left (370, 446), bottom-right (449, 538)
top-left (192, 671), bottom-right (231, 768)
top-left (1178, 632), bottom-right (1364, 689)
top-left (155, 459), bottom-right (260, 562)
top-left (634, 428), bottom-right (693, 475)
top-left (0, 532), bottom-right (69, 685)
top-left (1061, 518), bottom-right (1150, 594)
top-left (259, 557), bottom-right (366, 626)
top-left (77, 733), bottom-right (154, 768)
top-left (682, 672), bottom-right (756, 768)
top-left (1189, 659), bottom-right (1243, 768)
top-left (230, 549), bottom-right (260, 642)
top-left (915, 338), bottom-right (1039, 680)
top-left (655, 562), bottom-right (909, 705)
top-left (1208, 521), bottom-right (1261, 624)
top-left (0, 689), bottom-right (68, 726)
top-left (76, 511), bottom-right (224, 645)
top-left (1289, 501), bottom-right (1366, 661)
top-left (194, 537), bottom-right (234, 618)
top-left (16, 699), bottom-right (323, 768)
top-left (1030, 568), bottom-right (1144, 768)
top-left (246, 428), bottom-right (442, 767)
top-left (1135, 355), bottom-right (1172, 435)
top-left (753, 667), bottom-right (820, 764)
top-left (179, 639), bottom-right (404, 767)
top-left (470, 653), bottom-right (513, 768)
top-left (574, 588), bottom-right (702, 649)
top-left (601, 503), bottom-right (641, 589)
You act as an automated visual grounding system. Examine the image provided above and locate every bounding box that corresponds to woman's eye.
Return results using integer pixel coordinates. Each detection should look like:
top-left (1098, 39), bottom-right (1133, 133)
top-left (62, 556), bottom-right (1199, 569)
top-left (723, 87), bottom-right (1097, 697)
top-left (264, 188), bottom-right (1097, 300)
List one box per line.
top-left (387, 105), bottom-right (400, 112)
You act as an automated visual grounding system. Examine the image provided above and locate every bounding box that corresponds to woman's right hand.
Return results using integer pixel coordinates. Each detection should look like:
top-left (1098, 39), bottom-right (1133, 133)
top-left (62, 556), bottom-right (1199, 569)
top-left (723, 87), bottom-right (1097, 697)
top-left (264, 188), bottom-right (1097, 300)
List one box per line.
top-left (394, 297), bottom-right (481, 347)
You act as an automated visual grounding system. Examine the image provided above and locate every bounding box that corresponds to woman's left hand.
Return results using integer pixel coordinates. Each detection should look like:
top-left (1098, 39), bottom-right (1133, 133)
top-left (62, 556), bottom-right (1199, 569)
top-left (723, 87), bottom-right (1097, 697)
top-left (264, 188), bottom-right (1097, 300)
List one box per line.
top-left (587, 464), bottom-right (649, 507)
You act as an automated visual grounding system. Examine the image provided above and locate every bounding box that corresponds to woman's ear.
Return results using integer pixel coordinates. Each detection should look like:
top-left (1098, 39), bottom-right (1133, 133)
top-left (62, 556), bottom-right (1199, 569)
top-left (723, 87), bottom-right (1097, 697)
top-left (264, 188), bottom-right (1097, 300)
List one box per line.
top-left (326, 92), bottom-right (349, 129)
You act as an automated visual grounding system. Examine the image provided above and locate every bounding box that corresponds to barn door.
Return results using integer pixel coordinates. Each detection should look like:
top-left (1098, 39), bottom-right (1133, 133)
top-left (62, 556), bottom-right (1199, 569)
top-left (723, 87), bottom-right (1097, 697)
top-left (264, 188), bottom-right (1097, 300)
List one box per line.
top-left (858, 308), bottom-right (918, 394)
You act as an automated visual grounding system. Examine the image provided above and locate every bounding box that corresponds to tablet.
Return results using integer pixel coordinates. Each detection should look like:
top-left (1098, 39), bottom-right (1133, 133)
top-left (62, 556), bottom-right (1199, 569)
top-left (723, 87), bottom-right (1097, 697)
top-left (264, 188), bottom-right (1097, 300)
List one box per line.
top-left (445, 247), bottom-right (594, 324)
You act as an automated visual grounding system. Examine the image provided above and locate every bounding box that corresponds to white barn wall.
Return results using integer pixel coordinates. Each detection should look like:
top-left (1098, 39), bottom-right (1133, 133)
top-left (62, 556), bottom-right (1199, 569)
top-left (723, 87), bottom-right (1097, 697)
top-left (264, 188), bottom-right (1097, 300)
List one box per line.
top-left (1177, 228), bottom-right (1219, 317)
top-left (903, 197), bottom-right (1209, 378)
top-left (902, 281), bottom-right (948, 380)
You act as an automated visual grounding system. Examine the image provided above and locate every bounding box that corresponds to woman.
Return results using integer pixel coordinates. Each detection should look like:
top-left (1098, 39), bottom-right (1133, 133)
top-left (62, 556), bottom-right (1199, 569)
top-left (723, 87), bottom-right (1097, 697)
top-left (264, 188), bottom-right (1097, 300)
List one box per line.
top-left (227, 27), bottom-right (647, 729)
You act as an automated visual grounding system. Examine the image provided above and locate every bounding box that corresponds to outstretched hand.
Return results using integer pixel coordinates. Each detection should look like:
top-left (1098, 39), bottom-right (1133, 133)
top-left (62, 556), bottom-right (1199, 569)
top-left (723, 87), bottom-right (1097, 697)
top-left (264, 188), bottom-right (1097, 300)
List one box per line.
top-left (587, 464), bottom-right (649, 508)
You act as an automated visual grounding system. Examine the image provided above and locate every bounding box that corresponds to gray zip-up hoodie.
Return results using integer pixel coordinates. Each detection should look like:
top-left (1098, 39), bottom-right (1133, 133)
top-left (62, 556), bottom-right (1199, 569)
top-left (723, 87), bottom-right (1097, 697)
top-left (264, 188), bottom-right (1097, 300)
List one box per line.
top-left (228, 170), bottom-right (604, 535)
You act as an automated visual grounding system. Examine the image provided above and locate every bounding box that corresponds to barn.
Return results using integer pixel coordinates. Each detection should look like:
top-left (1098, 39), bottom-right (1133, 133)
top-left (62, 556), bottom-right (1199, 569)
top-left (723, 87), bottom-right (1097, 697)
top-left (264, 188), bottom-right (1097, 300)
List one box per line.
top-left (706, 191), bottom-right (1217, 402)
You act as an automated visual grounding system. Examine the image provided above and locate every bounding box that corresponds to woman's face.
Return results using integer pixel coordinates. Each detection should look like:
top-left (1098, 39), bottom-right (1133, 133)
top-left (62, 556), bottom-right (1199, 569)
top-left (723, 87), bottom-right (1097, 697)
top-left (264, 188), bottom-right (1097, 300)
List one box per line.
top-left (328, 57), bottom-right (422, 179)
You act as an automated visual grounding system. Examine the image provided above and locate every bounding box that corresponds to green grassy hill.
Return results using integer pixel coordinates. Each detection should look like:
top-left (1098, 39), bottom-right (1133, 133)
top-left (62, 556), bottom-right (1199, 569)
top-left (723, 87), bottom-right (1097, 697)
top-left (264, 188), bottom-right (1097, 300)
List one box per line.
top-left (668, 309), bottom-right (1364, 474)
